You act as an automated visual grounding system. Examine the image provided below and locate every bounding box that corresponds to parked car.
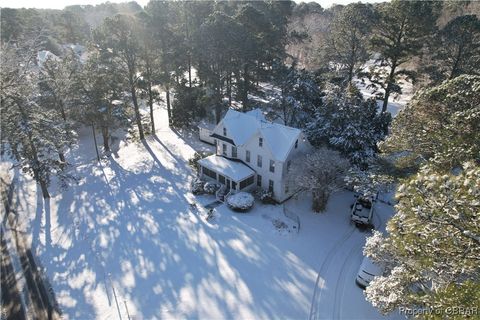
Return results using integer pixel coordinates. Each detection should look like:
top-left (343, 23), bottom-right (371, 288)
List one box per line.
top-left (350, 196), bottom-right (374, 227)
top-left (356, 256), bottom-right (384, 288)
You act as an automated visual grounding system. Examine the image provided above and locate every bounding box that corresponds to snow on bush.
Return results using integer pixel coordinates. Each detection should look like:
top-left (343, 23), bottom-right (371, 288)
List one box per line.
top-left (258, 189), bottom-right (276, 204)
top-left (191, 178), bottom-right (205, 195)
top-left (226, 192), bottom-right (254, 212)
top-left (203, 181), bottom-right (220, 194)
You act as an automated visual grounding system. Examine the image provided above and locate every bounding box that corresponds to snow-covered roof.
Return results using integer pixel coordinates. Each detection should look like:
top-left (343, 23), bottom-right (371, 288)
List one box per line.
top-left (261, 122), bottom-right (301, 162)
top-left (220, 109), bottom-right (260, 145)
top-left (246, 108), bottom-right (266, 122)
top-left (198, 155), bottom-right (255, 182)
top-left (218, 109), bottom-right (302, 161)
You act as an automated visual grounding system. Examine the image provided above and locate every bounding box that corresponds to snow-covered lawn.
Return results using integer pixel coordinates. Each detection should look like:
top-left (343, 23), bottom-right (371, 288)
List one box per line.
top-left (6, 104), bottom-right (404, 319)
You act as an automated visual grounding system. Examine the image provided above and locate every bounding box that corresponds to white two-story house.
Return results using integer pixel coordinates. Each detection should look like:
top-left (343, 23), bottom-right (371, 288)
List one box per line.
top-left (197, 109), bottom-right (311, 202)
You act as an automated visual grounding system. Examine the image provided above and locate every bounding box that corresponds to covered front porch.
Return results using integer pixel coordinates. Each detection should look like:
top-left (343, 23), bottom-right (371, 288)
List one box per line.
top-left (197, 155), bottom-right (256, 194)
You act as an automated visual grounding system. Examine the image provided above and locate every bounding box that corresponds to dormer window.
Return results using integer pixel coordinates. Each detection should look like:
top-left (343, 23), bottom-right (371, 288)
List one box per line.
top-left (295, 139), bottom-right (298, 149)
top-left (223, 127), bottom-right (227, 136)
top-left (259, 137), bottom-right (263, 147)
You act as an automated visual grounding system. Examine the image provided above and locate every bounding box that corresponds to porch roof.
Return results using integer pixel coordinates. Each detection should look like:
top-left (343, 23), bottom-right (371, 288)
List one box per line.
top-left (198, 155), bottom-right (255, 182)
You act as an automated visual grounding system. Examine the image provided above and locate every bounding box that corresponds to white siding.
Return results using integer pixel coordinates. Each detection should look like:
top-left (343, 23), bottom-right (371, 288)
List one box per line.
top-left (199, 127), bottom-right (215, 145)
top-left (209, 113), bottom-right (312, 203)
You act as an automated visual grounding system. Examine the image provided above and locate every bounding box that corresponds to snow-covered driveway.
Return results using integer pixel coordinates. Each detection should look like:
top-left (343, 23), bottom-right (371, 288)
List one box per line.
top-left (9, 103), bottom-right (403, 319)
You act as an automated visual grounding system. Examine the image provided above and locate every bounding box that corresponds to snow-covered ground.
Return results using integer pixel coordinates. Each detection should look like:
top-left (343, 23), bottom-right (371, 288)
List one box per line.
top-left (4, 100), bottom-right (405, 319)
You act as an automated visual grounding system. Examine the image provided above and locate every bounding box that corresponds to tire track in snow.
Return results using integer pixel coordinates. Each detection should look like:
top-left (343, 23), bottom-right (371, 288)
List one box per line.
top-left (332, 236), bottom-right (365, 320)
top-left (309, 225), bottom-right (356, 320)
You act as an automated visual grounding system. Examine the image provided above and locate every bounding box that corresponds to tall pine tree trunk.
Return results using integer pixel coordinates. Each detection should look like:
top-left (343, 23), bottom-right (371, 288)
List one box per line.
top-left (39, 177), bottom-right (50, 199)
top-left (92, 123), bottom-right (100, 162)
top-left (58, 100), bottom-right (68, 167)
top-left (166, 86), bottom-right (172, 127)
top-left (227, 72), bottom-right (232, 107)
top-left (347, 62), bottom-right (354, 84)
top-left (102, 126), bottom-right (110, 152)
top-left (188, 56), bottom-right (192, 88)
top-left (449, 44), bottom-right (463, 80)
top-left (242, 64), bottom-right (249, 111)
top-left (215, 84), bottom-right (222, 124)
top-left (281, 88), bottom-right (288, 125)
top-left (382, 62), bottom-right (397, 113)
top-left (148, 82), bottom-right (155, 134)
top-left (59, 102), bottom-right (67, 122)
top-left (130, 81), bottom-right (145, 140)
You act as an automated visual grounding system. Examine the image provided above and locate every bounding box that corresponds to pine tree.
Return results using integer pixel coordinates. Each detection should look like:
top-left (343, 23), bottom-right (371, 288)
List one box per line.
top-left (136, 11), bottom-right (164, 134)
top-left (424, 15), bottom-right (480, 83)
top-left (324, 3), bottom-right (373, 84)
top-left (38, 50), bottom-right (81, 164)
top-left (307, 85), bottom-right (391, 167)
top-left (94, 15), bottom-right (145, 140)
top-left (144, 1), bottom-right (181, 127)
top-left (381, 75), bottom-right (480, 171)
top-left (1, 41), bottom-right (74, 198)
top-left (364, 162), bottom-right (480, 317)
top-left (79, 47), bottom-right (128, 154)
top-left (270, 63), bottom-right (322, 127)
top-left (369, 0), bottom-right (439, 112)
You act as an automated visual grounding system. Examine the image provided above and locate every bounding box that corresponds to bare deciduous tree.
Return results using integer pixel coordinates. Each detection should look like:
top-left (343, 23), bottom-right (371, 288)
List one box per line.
top-left (288, 147), bottom-right (349, 212)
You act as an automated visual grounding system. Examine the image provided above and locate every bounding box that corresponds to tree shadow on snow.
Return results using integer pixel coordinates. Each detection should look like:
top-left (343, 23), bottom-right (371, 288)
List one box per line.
top-left (33, 135), bottom-right (317, 319)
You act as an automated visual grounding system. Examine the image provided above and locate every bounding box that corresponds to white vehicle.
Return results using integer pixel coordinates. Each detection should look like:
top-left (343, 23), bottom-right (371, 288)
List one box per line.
top-left (350, 196), bottom-right (374, 227)
top-left (356, 256), bottom-right (384, 288)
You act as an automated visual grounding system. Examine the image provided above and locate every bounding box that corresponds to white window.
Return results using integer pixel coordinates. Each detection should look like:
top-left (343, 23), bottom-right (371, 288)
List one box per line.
top-left (232, 146), bottom-right (237, 158)
top-left (257, 155), bottom-right (262, 167)
top-left (269, 160), bottom-right (275, 173)
top-left (257, 174), bottom-right (262, 187)
top-left (223, 127), bottom-right (227, 136)
top-left (259, 137), bottom-right (263, 147)
top-left (222, 143), bottom-right (227, 156)
top-left (246, 150), bottom-right (250, 163)
top-left (268, 180), bottom-right (274, 193)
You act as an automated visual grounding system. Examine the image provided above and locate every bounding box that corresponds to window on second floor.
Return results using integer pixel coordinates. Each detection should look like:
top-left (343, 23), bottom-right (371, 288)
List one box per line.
top-left (257, 155), bottom-right (262, 167)
top-left (232, 146), bottom-right (237, 158)
top-left (223, 127), bottom-right (227, 136)
top-left (269, 160), bottom-right (275, 173)
top-left (259, 137), bottom-right (263, 147)
top-left (246, 150), bottom-right (250, 163)
top-left (222, 143), bottom-right (227, 156)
